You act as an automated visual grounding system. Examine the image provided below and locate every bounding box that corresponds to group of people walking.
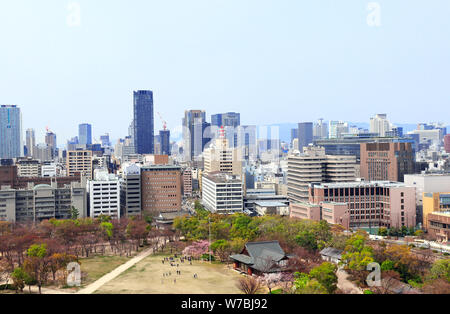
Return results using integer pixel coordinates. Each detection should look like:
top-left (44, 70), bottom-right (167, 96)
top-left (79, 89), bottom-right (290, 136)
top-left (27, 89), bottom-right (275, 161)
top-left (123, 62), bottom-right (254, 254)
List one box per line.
top-left (160, 254), bottom-right (197, 285)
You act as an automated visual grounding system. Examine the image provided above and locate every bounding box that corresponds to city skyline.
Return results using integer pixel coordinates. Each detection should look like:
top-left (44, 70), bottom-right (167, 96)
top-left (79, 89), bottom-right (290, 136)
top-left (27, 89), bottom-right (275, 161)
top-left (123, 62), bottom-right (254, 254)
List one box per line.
top-left (1, 1), bottom-right (449, 143)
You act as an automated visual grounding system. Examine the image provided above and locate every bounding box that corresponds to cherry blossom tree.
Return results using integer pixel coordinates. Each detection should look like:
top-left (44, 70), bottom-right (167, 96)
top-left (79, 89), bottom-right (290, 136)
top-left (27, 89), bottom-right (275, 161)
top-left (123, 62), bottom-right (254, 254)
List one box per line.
top-left (182, 240), bottom-right (210, 258)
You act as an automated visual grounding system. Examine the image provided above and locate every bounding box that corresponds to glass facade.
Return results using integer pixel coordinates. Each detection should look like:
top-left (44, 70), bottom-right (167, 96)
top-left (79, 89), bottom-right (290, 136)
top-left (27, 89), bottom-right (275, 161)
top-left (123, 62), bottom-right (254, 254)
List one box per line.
top-left (0, 105), bottom-right (23, 159)
top-left (133, 90), bottom-right (154, 154)
top-left (78, 123), bottom-right (92, 145)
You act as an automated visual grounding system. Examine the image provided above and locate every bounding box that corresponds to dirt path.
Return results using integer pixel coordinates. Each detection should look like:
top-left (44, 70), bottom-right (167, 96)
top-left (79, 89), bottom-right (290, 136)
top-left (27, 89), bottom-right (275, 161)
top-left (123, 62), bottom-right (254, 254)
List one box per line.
top-left (77, 240), bottom-right (165, 294)
top-left (336, 268), bottom-right (363, 294)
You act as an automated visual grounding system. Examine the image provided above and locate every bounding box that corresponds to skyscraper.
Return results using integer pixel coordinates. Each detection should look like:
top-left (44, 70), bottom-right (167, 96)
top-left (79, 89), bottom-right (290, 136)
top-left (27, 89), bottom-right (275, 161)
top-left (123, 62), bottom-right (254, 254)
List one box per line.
top-left (297, 122), bottom-right (313, 151)
top-left (211, 112), bottom-right (240, 128)
top-left (291, 128), bottom-right (298, 145)
top-left (26, 128), bottom-right (36, 157)
top-left (100, 133), bottom-right (110, 147)
top-left (79, 123), bottom-right (92, 146)
top-left (133, 90), bottom-right (154, 154)
top-left (236, 125), bottom-right (257, 161)
top-left (45, 131), bottom-right (57, 159)
top-left (370, 114), bottom-right (391, 137)
top-left (211, 113), bottom-right (241, 148)
top-left (182, 110), bottom-right (209, 161)
top-left (313, 118), bottom-right (328, 139)
top-left (159, 129), bottom-right (171, 156)
top-left (0, 105), bottom-right (23, 159)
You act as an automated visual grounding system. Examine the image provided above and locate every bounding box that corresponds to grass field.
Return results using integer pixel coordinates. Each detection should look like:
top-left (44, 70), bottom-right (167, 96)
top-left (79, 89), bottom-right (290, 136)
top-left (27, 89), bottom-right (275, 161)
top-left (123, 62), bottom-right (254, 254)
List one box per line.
top-left (94, 253), bottom-right (243, 294)
top-left (79, 255), bottom-right (132, 287)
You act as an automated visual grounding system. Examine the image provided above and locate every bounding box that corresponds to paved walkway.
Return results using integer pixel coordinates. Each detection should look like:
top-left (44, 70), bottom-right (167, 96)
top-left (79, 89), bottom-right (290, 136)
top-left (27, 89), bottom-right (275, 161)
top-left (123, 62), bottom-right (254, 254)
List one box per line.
top-left (77, 241), bottom-right (164, 294)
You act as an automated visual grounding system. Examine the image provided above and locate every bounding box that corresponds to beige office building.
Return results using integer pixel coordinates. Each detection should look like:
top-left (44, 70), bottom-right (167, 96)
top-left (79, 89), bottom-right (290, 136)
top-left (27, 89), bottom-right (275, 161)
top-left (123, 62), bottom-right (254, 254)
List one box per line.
top-left (287, 146), bottom-right (356, 203)
top-left (67, 150), bottom-right (93, 179)
top-left (16, 158), bottom-right (41, 177)
top-left (203, 138), bottom-right (243, 177)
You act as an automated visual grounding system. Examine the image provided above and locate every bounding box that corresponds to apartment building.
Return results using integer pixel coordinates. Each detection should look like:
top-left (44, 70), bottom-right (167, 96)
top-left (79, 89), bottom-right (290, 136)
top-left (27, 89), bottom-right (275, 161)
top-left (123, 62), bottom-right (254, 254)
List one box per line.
top-left (16, 158), bottom-right (41, 177)
top-left (0, 181), bottom-right (86, 223)
top-left (202, 172), bottom-right (243, 214)
top-left (88, 170), bottom-right (120, 219)
top-left (287, 146), bottom-right (356, 203)
top-left (141, 165), bottom-right (182, 214)
top-left (67, 150), bottom-right (93, 179)
top-left (182, 167), bottom-right (193, 197)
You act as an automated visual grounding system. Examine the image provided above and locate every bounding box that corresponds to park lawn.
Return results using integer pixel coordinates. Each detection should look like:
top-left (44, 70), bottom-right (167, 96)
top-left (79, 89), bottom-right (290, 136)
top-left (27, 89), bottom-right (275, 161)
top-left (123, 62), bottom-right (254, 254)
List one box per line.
top-left (94, 253), bottom-right (244, 294)
top-left (79, 255), bottom-right (133, 287)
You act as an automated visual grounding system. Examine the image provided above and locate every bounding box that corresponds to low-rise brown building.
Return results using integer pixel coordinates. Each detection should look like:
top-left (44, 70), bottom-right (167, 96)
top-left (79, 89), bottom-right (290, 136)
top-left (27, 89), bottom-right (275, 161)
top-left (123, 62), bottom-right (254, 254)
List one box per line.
top-left (1, 165), bottom-right (80, 189)
top-left (427, 212), bottom-right (450, 242)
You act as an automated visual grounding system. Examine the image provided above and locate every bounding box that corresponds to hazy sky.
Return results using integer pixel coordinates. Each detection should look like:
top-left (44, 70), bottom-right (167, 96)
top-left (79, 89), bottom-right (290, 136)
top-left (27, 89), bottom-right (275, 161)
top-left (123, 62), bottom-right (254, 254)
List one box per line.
top-left (0, 0), bottom-right (449, 144)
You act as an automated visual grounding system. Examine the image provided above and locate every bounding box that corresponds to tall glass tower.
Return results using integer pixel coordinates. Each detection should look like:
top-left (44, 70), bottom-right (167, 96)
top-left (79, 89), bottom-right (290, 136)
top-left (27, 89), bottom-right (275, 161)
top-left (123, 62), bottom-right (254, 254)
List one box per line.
top-left (78, 123), bottom-right (92, 145)
top-left (26, 128), bottom-right (36, 157)
top-left (0, 105), bottom-right (23, 159)
top-left (159, 129), bottom-right (170, 156)
top-left (133, 90), bottom-right (154, 154)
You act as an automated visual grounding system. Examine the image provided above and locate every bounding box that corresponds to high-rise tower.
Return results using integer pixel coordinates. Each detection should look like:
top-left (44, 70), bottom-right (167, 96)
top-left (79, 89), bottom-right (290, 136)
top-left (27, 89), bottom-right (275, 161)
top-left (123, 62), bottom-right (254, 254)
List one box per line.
top-left (133, 90), bottom-right (154, 154)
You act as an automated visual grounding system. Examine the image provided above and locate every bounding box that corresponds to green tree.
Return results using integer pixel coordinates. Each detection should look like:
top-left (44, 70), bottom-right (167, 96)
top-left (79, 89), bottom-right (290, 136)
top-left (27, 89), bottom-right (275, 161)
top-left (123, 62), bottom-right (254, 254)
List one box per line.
top-left (380, 259), bottom-right (395, 271)
top-left (210, 239), bottom-right (232, 262)
top-left (309, 262), bottom-right (338, 294)
top-left (23, 243), bottom-right (50, 294)
top-left (100, 222), bottom-right (114, 239)
top-left (70, 206), bottom-right (79, 219)
top-left (293, 272), bottom-right (327, 294)
top-left (378, 227), bottom-right (388, 236)
top-left (414, 230), bottom-right (424, 237)
top-left (429, 259), bottom-right (450, 282)
top-left (11, 267), bottom-right (27, 293)
top-left (341, 232), bottom-right (374, 273)
top-left (295, 230), bottom-right (317, 251)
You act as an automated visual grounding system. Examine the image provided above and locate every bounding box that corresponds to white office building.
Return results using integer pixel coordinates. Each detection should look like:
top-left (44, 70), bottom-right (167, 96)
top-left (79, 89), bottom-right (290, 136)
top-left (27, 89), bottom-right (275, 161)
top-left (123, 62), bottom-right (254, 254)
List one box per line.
top-left (88, 170), bottom-right (120, 219)
top-left (41, 163), bottom-right (57, 177)
top-left (202, 172), bottom-right (243, 214)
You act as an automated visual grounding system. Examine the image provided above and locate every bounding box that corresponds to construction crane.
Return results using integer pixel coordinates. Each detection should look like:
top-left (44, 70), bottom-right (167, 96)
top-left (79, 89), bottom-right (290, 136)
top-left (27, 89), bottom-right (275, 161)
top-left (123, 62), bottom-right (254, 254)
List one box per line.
top-left (157, 112), bottom-right (167, 130)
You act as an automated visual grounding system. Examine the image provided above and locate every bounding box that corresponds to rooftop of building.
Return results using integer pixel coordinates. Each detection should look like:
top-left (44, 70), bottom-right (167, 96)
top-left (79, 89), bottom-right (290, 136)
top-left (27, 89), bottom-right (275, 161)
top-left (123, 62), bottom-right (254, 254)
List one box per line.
top-left (246, 188), bottom-right (276, 195)
top-left (254, 201), bottom-right (288, 207)
top-left (431, 211), bottom-right (450, 217)
top-left (404, 172), bottom-right (450, 178)
top-left (202, 172), bottom-right (242, 183)
top-left (291, 201), bottom-right (321, 207)
top-left (140, 165), bottom-right (181, 171)
top-left (312, 180), bottom-right (407, 189)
